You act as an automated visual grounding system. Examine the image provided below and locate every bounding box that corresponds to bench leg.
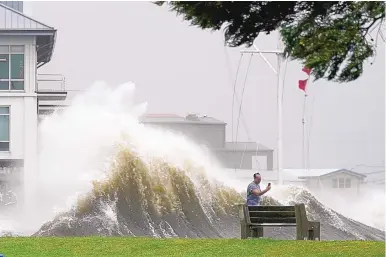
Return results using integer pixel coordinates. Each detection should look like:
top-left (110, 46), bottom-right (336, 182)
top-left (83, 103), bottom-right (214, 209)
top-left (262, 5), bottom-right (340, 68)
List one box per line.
top-left (308, 229), bottom-right (314, 240)
top-left (240, 221), bottom-right (247, 239)
top-left (246, 227), bottom-right (252, 238)
top-left (249, 227), bottom-right (263, 238)
top-left (250, 228), bottom-right (256, 238)
top-left (315, 228), bottom-right (321, 241)
top-left (256, 227), bottom-right (263, 238)
top-left (296, 224), bottom-right (305, 240)
top-left (311, 222), bottom-right (321, 241)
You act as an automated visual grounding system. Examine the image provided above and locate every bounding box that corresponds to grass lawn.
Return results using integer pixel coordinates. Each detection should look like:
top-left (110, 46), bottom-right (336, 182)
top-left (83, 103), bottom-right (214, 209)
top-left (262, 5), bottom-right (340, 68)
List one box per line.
top-left (0, 237), bottom-right (384, 257)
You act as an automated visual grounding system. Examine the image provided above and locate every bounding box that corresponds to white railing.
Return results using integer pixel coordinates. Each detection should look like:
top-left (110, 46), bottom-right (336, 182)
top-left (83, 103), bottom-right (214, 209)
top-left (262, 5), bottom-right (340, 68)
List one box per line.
top-left (36, 73), bottom-right (66, 92)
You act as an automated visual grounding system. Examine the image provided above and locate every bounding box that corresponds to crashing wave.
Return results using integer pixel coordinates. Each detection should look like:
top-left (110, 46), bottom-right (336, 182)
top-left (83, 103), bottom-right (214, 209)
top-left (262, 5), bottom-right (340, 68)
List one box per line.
top-left (1, 82), bottom-right (382, 240)
top-left (34, 148), bottom-right (384, 241)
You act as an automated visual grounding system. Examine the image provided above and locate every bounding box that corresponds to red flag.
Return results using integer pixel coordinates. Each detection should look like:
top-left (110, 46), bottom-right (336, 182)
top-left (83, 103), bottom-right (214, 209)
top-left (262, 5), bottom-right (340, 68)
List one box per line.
top-left (298, 79), bottom-right (308, 92)
top-left (302, 67), bottom-right (311, 75)
top-left (298, 66), bottom-right (312, 92)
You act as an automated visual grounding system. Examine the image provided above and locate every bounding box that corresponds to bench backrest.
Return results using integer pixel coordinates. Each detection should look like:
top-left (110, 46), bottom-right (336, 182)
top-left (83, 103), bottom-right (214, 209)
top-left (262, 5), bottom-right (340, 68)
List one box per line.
top-left (244, 205), bottom-right (297, 224)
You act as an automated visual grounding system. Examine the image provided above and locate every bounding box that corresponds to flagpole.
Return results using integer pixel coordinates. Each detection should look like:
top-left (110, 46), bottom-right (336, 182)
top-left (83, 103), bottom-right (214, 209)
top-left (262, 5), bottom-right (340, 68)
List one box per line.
top-left (299, 69), bottom-right (311, 171)
top-left (305, 78), bottom-right (312, 171)
top-left (276, 56), bottom-right (283, 185)
top-left (276, 38), bottom-right (283, 186)
top-left (302, 91), bottom-right (307, 171)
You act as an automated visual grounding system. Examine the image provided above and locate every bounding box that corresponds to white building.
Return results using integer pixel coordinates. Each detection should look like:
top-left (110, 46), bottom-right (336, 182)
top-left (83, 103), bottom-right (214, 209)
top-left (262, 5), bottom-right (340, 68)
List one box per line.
top-left (141, 113), bottom-right (274, 170)
top-left (0, 2), bottom-right (66, 204)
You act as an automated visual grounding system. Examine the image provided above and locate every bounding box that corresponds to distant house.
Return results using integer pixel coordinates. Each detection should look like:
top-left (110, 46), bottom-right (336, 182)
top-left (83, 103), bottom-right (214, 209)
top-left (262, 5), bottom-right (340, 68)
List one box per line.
top-left (140, 113), bottom-right (274, 170)
top-left (223, 168), bottom-right (367, 196)
top-left (298, 169), bottom-right (366, 195)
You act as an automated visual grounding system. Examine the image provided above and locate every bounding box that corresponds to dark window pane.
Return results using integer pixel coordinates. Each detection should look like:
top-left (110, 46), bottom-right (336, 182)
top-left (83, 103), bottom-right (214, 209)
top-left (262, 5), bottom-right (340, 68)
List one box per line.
top-left (0, 142), bottom-right (9, 151)
top-left (0, 54), bottom-right (9, 79)
top-left (0, 81), bottom-right (9, 90)
top-left (11, 54), bottom-right (24, 79)
top-left (11, 81), bottom-right (24, 90)
top-left (0, 115), bottom-right (9, 141)
top-left (0, 107), bottom-right (9, 114)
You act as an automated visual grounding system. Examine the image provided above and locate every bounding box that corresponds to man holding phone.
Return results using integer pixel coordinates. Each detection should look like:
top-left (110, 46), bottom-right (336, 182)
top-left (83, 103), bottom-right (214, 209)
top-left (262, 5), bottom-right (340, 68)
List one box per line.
top-left (246, 173), bottom-right (271, 206)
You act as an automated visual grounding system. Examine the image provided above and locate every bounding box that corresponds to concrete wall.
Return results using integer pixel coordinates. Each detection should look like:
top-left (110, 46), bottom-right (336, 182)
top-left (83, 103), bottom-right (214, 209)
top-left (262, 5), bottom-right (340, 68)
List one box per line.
top-left (0, 35), bottom-right (37, 163)
top-left (145, 122), bottom-right (226, 149)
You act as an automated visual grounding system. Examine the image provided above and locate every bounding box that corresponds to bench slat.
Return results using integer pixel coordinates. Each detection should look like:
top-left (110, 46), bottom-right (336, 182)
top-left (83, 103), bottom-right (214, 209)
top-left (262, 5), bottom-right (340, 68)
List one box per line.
top-left (249, 211), bottom-right (295, 218)
top-left (250, 224), bottom-right (297, 227)
top-left (247, 206), bottom-right (295, 212)
top-left (249, 217), bottom-right (297, 224)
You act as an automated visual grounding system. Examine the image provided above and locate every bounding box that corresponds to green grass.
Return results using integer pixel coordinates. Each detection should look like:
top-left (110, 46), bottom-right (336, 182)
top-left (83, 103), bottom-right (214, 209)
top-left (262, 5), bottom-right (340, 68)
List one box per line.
top-left (0, 237), bottom-right (384, 257)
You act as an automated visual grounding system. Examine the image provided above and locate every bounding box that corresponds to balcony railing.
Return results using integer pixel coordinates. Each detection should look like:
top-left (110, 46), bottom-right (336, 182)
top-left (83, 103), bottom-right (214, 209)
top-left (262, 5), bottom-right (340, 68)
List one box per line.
top-left (36, 73), bottom-right (66, 92)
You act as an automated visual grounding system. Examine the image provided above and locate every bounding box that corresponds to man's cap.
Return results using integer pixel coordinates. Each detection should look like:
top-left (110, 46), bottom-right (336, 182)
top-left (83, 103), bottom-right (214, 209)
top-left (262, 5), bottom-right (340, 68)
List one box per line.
top-left (253, 173), bottom-right (261, 178)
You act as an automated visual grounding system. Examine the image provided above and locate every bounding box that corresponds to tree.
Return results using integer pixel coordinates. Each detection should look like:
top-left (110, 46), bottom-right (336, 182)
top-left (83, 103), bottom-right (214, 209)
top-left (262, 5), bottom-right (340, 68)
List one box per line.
top-left (155, 1), bottom-right (385, 83)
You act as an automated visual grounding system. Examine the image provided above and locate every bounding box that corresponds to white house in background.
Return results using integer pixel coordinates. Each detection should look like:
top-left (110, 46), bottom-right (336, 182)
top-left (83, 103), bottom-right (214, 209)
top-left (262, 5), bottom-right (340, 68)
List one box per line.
top-left (141, 113), bottom-right (274, 170)
top-left (298, 168), bottom-right (366, 194)
top-left (0, 2), bottom-right (67, 204)
top-left (226, 168), bottom-right (367, 196)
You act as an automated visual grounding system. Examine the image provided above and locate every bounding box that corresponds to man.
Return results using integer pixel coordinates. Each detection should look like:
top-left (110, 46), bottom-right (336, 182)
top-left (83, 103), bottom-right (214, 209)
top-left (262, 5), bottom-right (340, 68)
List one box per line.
top-left (247, 173), bottom-right (271, 206)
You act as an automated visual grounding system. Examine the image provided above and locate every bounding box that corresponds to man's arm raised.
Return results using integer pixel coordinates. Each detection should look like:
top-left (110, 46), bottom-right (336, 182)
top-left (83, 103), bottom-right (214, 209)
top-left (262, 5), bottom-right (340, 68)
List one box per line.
top-left (252, 184), bottom-right (271, 196)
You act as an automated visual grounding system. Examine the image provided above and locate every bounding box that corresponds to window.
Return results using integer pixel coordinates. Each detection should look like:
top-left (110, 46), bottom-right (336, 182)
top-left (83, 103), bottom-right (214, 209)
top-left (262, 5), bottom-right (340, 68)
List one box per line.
top-left (0, 106), bottom-right (10, 151)
top-left (345, 178), bottom-right (351, 188)
top-left (338, 178), bottom-right (345, 188)
top-left (332, 178), bottom-right (337, 188)
top-left (0, 45), bottom-right (24, 91)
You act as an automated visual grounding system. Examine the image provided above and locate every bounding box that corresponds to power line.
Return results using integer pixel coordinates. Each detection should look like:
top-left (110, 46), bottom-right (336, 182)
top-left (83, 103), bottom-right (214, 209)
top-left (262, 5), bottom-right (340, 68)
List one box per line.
top-left (230, 53), bottom-right (244, 143)
top-left (224, 47), bottom-right (263, 170)
top-left (235, 54), bottom-right (253, 144)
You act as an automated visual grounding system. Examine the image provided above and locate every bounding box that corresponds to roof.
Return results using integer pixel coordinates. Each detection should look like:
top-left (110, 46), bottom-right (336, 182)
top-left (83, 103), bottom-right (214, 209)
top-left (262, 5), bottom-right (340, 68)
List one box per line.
top-left (295, 168), bottom-right (366, 179)
top-left (319, 169), bottom-right (367, 179)
top-left (140, 114), bottom-right (226, 125)
top-left (0, 1), bottom-right (23, 13)
top-left (217, 142), bottom-right (272, 152)
top-left (0, 3), bottom-right (56, 66)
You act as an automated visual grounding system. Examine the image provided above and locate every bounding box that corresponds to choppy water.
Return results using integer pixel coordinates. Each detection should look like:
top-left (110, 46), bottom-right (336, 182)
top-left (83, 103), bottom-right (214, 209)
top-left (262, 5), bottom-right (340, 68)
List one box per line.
top-left (0, 82), bottom-right (384, 240)
top-left (32, 149), bottom-right (385, 240)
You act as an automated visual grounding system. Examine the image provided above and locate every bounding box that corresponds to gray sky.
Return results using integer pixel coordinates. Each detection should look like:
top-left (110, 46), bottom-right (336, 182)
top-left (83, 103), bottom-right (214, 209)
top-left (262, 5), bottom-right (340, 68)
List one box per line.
top-left (26, 1), bottom-right (385, 171)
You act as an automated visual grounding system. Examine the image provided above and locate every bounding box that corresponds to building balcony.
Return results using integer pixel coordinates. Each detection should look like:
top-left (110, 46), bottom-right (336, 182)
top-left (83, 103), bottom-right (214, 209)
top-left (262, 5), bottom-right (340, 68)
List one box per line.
top-left (38, 103), bottom-right (68, 116)
top-left (36, 73), bottom-right (67, 101)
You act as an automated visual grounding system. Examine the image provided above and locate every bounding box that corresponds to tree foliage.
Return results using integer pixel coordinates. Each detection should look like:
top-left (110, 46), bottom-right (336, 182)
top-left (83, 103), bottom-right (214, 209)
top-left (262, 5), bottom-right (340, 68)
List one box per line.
top-left (155, 1), bottom-right (385, 82)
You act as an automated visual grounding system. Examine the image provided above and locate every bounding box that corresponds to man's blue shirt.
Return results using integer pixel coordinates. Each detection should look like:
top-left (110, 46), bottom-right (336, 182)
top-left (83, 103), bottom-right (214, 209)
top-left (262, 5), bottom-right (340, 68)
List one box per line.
top-left (247, 182), bottom-right (261, 206)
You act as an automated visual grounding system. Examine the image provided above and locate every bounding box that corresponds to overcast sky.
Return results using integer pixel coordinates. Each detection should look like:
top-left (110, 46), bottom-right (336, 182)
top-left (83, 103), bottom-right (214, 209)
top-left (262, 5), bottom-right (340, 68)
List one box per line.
top-left (25, 1), bottom-right (385, 171)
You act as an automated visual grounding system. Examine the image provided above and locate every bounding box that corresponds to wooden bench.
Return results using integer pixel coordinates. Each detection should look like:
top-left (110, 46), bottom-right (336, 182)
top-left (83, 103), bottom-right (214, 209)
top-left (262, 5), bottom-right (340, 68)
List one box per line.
top-left (236, 203), bottom-right (321, 240)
